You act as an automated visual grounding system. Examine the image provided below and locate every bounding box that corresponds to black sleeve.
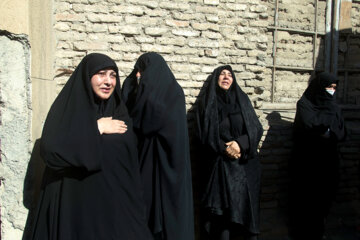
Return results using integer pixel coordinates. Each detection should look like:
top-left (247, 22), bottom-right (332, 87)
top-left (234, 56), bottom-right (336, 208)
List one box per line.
top-left (235, 134), bottom-right (250, 153)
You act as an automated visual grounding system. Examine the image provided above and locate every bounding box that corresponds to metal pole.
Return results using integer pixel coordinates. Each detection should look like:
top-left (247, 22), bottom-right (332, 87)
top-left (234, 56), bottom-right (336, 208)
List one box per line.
top-left (272, 0), bottom-right (279, 103)
top-left (325, 0), bottom-right (332, 72)
top-left (313, 0), bottom-right (319, 71)
top-left (332, 0), bottom-right (341, 75)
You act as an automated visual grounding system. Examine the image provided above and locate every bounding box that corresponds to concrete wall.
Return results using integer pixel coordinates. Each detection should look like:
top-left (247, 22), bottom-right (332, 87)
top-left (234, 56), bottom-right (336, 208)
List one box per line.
top-left (0, 0), bottom-right (56, 239)
top-left (0, 0), bottom-right (29, 35)
top-left (0, 33), bottom-right (31, 240)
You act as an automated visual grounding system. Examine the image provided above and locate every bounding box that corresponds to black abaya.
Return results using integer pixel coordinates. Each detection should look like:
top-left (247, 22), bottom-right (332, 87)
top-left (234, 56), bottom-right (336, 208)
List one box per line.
top-left (31, 53), bottom-right (152, 240)
top-left (289, 72), bottom-right (345, 240)
top-left (122, 52), bottom-right (194, 240)
top-left (194, 65), bottom-right (263, 238)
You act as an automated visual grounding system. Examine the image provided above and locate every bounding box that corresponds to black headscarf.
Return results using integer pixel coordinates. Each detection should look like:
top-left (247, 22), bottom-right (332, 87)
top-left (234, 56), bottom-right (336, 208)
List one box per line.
top-left (195, 65), bottom-right (263, 158)
top-left (40, 53), bottom-right (129, 171)
top-left (294, 72), bottom-right (345, 140)
top-left (122, 52), bottom-right (194, 240)
top-left (123, 52), bottom-right (178, 135)
top-left (33, 53), bottom-right (154, 240)
top-left (194, 65), bottom-right (263, 235)
top-left (304, 72), bottom-right (339, 106)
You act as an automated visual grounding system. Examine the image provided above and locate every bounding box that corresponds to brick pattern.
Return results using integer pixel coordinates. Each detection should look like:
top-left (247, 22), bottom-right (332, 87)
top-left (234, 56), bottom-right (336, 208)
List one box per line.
top-left (51, 0), bottom-right (360, 238)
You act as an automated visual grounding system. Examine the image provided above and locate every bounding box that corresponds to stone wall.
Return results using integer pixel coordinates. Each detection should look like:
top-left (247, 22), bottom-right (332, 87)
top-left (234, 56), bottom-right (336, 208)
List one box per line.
top-left (50, 0), bottom-right (360, 238)
top-left (0, 32), bottom-right (32, 240)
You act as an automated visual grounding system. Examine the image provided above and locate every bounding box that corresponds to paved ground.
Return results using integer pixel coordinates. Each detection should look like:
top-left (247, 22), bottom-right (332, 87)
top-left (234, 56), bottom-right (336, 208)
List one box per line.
top-left (259, 226), bottom-right (360, 240)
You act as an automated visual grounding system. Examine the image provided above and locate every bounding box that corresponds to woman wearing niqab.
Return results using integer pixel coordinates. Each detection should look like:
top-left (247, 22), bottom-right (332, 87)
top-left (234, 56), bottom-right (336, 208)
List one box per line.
top-left (30, 53), bottom-right (153, 240)
top-left (194, 65), bottom-right (263, 240)
top-left (289, 72), bottom-right (345, 240)
top-left (122, 52), bottom-right (194, 240)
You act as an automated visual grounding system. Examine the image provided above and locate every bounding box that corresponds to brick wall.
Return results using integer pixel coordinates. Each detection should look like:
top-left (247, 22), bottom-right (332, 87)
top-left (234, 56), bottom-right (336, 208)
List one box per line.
top-left (29, 0), bottom-right (360, 238)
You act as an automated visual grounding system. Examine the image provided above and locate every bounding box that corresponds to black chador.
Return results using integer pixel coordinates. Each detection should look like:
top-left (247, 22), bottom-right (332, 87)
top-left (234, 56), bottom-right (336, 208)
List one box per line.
top-left (122, 52), bottom-right (194, 240)
top-left (289, 72), bottom-right (345, 239)
top-left (195, 65), bottom-right (263, 239)
top-left (30, 53), bottom-right (152, 240)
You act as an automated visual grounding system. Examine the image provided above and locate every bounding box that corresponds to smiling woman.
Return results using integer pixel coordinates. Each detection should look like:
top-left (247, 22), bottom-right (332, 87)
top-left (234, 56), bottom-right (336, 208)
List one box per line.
top-left (90, 68), bottom-right (117, 100)
top-left (29, 53), bottom-right (152, 240)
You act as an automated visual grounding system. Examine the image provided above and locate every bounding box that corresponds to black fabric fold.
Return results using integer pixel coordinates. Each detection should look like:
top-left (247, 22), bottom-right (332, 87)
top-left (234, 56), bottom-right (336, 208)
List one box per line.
top-left (122, 52), bottom-right (194, 240)
top-left (31, 53), bottom-right (152, 240)
top-left (194, 65), bottom-right (263, 235)
top-left (289, 72), bottom-right (346, 239)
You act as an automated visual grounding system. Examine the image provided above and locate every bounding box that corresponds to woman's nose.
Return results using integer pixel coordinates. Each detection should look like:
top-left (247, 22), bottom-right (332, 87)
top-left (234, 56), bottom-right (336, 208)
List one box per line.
top-left (104, 74), bottom-right (112, 84)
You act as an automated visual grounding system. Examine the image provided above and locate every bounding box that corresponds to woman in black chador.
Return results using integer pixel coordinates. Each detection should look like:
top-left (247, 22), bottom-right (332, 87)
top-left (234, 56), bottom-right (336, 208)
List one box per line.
top-left (195, 65), bottom-right (263, 240)
top-left (122, 52), bottom-right (194, 240)
top-left (30, 53), bottom-right (153, 240)
top-left (288, 72), bottom-right (345, 240)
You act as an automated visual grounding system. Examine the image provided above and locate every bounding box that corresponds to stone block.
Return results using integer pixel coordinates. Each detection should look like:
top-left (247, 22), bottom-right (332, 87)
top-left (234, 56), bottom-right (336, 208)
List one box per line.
top-left (172, 29), bottom-right (200, 37)
top-left (141, 44), bottom-right (173, 53)
top-left (165, 19), bottom-right (190, 28)
top-left (55, 13), bottom-right (86, 22)
top-left (111, 6), bottom-right (144, 16)
top-left (157, 37), bottom-right (186, 46)
top-left (203, 0), bottom-right (219, 6)
top-left (225, 3), bottom-right (247, 11)
top-left (118, 26), bottom-right (141, 35)
top-left (202, 31), bottom-right (222, 39)
top-left (86, 23), bottom-right (108, 33)
top-left (188, 39), bottom-right (219, 48)
top-left (112, 43), bottom-right (141, 52)
top-left (191, 22), bottom-right (219, 31)
top-left (134, 36), bottom-right (155, 43)
top-left (54, 22), bottom-right (70, 31)
top-left (127, 0), bottom-right (159, 9)
top-left (159, 2), bottom-right (190, 11)
top-left (188, 57), bottom-right (218, 65)
top-left (206, 15), bottom-right (219, 23)
top-left (73, 41), bottom-right (109, 51)
top-left (144, 27), bottom-right (168, 36)
top-left (87, 14), bottom-right (123, 23)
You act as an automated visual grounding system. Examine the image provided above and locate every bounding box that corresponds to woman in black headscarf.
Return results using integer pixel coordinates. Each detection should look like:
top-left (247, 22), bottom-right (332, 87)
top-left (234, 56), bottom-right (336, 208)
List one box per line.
top-left (122, 52), bottom-right (194, 240)
top-left (30, 53), bottom-right (153, 240)
top-left (194, 65), bottom-right (263, 240)
top-left (288, 72), bottom-right (345, 240)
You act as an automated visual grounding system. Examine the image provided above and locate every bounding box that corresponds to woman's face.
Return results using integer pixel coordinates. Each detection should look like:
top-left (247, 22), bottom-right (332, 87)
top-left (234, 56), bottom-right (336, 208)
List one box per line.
top-left (136, 71), bottom-right (141, 84)
top-left (325, 83), bottom-right (337, 96)
top-left (91, 68), bottom-right (117, 100)
top-left (218, 69), bottom-right (233, 91)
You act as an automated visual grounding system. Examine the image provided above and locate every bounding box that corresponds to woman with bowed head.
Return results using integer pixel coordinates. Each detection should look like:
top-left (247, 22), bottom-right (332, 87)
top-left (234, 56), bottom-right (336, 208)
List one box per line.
top-left (30, 53), bottom-right (153, 240)
top-left (122, 52), bottom-right (194, 240)
top-left (289, 72), bottom-right (345, 240)
top-left (195, 65), bottom-right (263, 240)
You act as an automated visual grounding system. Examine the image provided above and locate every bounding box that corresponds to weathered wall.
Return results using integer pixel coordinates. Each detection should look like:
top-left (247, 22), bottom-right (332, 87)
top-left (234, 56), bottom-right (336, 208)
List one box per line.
top-left (0, 33), bottom-right (31, 240)
top-left (0, 1), bottom-right (32, 239)
top-left (49, 0), bottom-right (360, 238)
top-left (0, 0), bottom-right (29, 35)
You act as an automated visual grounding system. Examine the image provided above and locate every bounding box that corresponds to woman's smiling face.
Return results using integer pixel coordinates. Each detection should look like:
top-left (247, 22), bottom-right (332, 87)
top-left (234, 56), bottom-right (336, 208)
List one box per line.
top-left (91, 68), bottom-right (117, 100)
top-left (218, 69), bottom-right (233, 91)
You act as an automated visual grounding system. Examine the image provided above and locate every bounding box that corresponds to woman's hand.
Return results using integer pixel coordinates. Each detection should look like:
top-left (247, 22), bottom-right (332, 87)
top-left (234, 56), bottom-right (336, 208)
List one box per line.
top-left (97, 117), bottom-right (127, 134)
top-left (225, 141), bottom-right (241, 159)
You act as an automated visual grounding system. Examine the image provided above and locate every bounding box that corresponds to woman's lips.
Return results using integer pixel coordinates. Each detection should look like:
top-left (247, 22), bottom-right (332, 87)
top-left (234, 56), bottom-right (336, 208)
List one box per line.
top-left (101, 88), bottom-right (111, 93)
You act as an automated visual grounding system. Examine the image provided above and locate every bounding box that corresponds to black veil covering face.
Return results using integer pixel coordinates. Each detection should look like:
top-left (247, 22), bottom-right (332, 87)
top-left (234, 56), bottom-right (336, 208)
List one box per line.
top-left (195, 65), bottom-right (263, 237)
top-left (289, 72), bottom-right (345, 239)
top-left (31, 53), bottom-right (152, 240)
top-left (122, 52), bottom-right (194, 240)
